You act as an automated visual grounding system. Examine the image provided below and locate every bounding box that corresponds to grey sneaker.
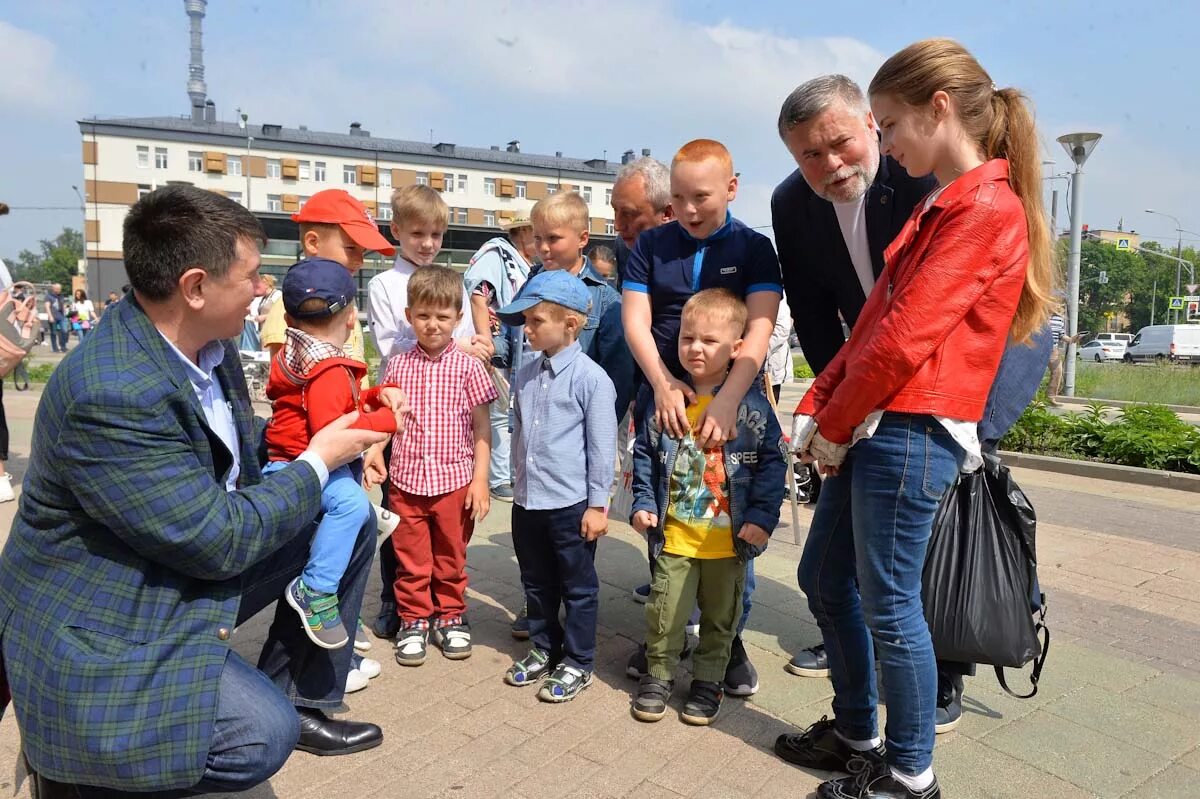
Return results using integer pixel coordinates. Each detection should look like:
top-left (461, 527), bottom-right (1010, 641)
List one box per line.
top-left (394, 623), bottom-right (429, 667)
top-left (284, 577), bottom-right (348, 650)
top-left (680, 680), bottom-right (723, 726)
top-left (490, 484), bottom-right (514, 502)
top-left (537, 663), bottom-right (593, 703)
top-left (432, 621), bottom-right (472, 660)
top-left (631, 675), bottom-right (673, 722)
top-left (785, 643), bottom-right (831, 677)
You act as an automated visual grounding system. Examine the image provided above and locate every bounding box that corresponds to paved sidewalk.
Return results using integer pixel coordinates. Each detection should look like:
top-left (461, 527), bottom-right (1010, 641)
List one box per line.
top-left (0, 383), bottom-right (1197, 798)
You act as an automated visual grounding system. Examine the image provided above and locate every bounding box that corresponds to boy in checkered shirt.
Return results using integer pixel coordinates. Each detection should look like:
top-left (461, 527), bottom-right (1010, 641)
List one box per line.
top-left (381, 265), bottom-right (497, 665)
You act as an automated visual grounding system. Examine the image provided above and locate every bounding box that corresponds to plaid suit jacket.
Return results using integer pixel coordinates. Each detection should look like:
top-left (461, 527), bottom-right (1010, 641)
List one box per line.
top-left (0, 296), bottom-right (323, 790)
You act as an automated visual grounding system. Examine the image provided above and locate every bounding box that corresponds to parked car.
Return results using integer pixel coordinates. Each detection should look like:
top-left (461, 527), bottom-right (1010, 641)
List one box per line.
top-left (1079, 338), bottom-right (1125, 361)
top-left (1093, 332), bottom-right (1133, 345)
top-left (1123, 324), bottom-right (1200, 364)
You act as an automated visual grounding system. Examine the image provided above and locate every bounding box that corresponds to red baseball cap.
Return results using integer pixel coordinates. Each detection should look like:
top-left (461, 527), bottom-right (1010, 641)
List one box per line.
top-left (291, 189), bottom-right (395, 255)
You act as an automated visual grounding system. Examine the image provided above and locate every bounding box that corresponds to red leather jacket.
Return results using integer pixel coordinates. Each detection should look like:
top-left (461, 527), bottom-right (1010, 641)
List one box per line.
top-left (796, 159), bottom-right (1028, 444)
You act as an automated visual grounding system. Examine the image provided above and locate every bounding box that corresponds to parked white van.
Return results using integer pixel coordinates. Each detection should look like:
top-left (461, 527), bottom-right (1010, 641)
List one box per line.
top-left (1123, 325), bottom-right (1200, 364)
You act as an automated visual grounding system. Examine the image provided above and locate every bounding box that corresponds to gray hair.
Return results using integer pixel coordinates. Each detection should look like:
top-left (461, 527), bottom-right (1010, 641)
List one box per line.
top-left (614, 156), bottom-right (670, 212)
top-left (777, 74), bottom-right (869, 139)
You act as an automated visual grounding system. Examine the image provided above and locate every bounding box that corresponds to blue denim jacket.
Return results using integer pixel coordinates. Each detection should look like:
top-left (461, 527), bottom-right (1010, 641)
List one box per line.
top-left (631, 381), bottom-right (787, 563)
top-left (979, 324), bottom-right (1053, 449)
top-left (494, 258), bottom-right (634, 417)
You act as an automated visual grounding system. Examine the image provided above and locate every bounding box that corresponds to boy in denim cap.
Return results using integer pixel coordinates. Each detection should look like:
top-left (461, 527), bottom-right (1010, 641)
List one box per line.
top-left (263, 259), bottom-right (401, 649)
top-left (629, 289), bottom-right (785, 725)
top-left (499, 270), bottom-right (617, 703)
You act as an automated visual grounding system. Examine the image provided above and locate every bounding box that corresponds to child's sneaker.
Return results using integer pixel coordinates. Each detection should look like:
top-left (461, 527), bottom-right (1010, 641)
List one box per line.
top-left (432, 619), bottom-right (472, 660)
top-left (394, 622), bottom-right (429, 667)
top-left (504, 648), bottom-right (552, 686)
top-left (373, 600), bottom-right (400, 639)
top-left (631, 675), bottom-right (673, 722)
top-left (537, 663), bottom-right (593, 703)
top-left (680, 680), bottom-right (723, 726)
top-left (723, 635), bottom-right (759, 697)
top-left (373, 504), bottom-right (400, 537)
top-left (284, 577), bottom-right (348, 649)
top-left (354, 618), bottom-right (372, 652)
top-left (353, 653), bottom-right (382, 679)
top-left (0, 474), bottom-right (15, 504)
top-left (510, 602), bottom-right (530, 640)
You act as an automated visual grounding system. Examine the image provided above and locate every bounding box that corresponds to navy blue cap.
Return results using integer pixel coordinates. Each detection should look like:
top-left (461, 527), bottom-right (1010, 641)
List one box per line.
top-left (282, 258), bottom-right (357, 318)
top-left (497, 269), bottom-right (591, 324)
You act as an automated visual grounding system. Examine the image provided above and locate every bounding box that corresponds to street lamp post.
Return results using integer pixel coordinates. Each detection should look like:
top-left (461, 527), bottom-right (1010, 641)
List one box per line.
top-left (237, 108), bottom-right (252, 210)
top-left (1057, 132), bottom-right (1102, 398)
top-left (1144, 209), bottom-right (1186, 322)
top-left (71, 185), bottom-right (88, 285)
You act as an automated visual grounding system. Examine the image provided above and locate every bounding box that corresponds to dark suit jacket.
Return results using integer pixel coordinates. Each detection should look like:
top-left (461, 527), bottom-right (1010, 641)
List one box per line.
top-left (771, 156), bottom-right (937, 374)
top-left (0, 296), bottom-right (323, 790)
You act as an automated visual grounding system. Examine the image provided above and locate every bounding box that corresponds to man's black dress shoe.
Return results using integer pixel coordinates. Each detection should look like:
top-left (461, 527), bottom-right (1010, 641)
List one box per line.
top-left (295, 707), bottom-right (383, 756)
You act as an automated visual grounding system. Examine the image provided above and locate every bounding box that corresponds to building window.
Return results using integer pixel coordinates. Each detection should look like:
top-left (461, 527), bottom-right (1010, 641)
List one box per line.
top-left (582, 186), bottom-right (592, 203)
top-left (515, 181), bottom-right (527, 199)
top-left (379, 170), bottom-right (391, 188)
top-left (298, 195), bottom-right (310, 209)
top-left (378, 204), bottom-right (393, 221)
top-left (137, 183), bottom-right (152, 199)
top-left (299, 160), bottom-right (311, 180)
top-left (267, 159), bottom-right (281, 179)
top-left (154, 147), bottom-right (168, 169)
top-left (484, 177), bottom-right (496, 196)
top-left (188, 151), bottom-right (203, 172)
top-left (456, 208), bottom-right (467, 224)
top-left (484, 211), bottom-right (496, 227)
top-left (267, 194), bottom-right (282, 212)
top-left (546, 184), bottom-right (558, 196)
top-left (227, 156), bottom-right (242, 176)
top-left (416, 172), bottom-right (429, 187)
top-left (227, 190), bottom-right (243, 206)
top-left (442, 175), bottom-right (453, 194)
top-left (343, 165), bottom-right (357, 184)
top-left (314, 161), bottom-right (326, 182)
top-left (605, 187), bottom-right (613, 205)
top-left (457, 174), bottom-right (467, 192)
top-left (605, 220), bottom-right (615, 235)
top-left (137, 145), bottom-right (150, 168)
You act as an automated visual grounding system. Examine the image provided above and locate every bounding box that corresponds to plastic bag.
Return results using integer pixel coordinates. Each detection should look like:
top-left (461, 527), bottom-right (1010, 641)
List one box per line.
top-left (922, 452), bottom-right (1048, 697)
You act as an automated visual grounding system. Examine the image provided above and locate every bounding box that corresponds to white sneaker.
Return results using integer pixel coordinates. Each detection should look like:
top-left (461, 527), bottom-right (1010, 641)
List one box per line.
top-left (374, 504), bottom-right (399, 538)
top-left (355, 655), bottom-right (382, 679)
top-left (0, 475), bottom-right (14, 504)
top-left (345, 667), bottom-right (369, 693)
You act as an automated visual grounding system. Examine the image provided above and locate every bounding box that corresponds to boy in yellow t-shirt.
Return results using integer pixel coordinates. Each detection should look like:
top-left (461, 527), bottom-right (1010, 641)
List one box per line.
top-left (629, 289), bottom-right (786, 726)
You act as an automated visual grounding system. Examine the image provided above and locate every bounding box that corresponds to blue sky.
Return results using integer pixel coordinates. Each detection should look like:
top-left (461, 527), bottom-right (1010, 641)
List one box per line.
top-left (2, 0), bottom-right (1198, 259)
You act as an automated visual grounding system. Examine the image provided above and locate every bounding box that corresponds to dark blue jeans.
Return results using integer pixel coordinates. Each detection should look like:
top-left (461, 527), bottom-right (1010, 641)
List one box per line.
top-left (512, 500), bottom-right (598, 672)
top-left (798, 414), bottom-right (963, 775)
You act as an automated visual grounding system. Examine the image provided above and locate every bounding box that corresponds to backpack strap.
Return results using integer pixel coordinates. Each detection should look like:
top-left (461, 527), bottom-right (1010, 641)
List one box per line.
top-left (995, 595), bottom-right (1050, 699)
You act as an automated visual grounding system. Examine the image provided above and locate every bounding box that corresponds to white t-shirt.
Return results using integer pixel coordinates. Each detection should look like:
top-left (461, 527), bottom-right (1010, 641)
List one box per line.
top-left (832, 194), bottom-right (875, 299)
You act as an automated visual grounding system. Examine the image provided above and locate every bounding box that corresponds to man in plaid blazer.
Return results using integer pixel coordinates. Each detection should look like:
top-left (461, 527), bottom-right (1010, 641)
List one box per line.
top-left (0, 186), bottom-right (395, 795)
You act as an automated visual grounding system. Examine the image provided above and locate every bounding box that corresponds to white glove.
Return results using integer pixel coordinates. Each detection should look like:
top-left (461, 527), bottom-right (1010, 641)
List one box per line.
top-left (791, 414), bottom-right (817, 454)
top-left (809, 431), bottom-right (849, 469)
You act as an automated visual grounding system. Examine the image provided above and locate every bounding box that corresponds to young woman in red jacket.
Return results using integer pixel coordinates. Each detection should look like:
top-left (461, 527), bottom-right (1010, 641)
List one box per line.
top-left (779, 40), bottom-right (1054, 799)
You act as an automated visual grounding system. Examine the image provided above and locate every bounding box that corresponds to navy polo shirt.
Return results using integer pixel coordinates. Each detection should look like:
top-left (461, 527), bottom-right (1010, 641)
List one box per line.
top-left (623, 213), bottom-right (782, 379)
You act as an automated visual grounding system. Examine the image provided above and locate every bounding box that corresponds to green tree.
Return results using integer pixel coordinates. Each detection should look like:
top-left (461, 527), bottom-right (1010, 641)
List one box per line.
top-left (8, 228), bottom-right (82, 286)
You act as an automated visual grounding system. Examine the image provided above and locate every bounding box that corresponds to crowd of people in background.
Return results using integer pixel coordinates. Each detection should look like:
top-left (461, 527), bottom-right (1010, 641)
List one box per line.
top-left (0, 37), bottom-right (1059, 799)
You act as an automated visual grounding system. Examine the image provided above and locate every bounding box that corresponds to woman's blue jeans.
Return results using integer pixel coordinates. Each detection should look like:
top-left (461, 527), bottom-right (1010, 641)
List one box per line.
top-left (798, 413), bottom-right (963, 775)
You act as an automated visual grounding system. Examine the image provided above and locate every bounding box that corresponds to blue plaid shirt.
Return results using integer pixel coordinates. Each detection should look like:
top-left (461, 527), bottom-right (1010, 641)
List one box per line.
top-left (511, 341), bottom-right (617, 510)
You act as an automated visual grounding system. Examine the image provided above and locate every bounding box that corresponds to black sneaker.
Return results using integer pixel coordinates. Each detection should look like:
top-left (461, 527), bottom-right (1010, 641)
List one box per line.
top-left (774, 716), bottom-right (885, 772)
top-left (625, 636), bottom-right (699, 679)
top-left (510, 603), bottom-right (530, 640)
top-left (723, 635), bottom-right (759, 696)
top-left (394, 624), bottom-right (428, 667)
top-left (817, 757), bottom-right (940, 799)
top-left (935, 673), bottom-right (964, 734)
top-left (680, 679), bottom-right (723, 725)
top-left (631, 675), bottom-right (673, 722)
top-left (785, 643), bottom-right (831, 677)
top-left (432, 622), bottom-right (472, 660)
top-left (372, 600), bottom-right (400, 639)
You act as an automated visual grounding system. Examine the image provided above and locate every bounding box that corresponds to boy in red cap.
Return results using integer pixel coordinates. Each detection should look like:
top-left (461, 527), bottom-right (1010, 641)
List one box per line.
top-left (263, 258), bottom-right (402, 650)
top-left (260, 189), bottom-right (396, 364)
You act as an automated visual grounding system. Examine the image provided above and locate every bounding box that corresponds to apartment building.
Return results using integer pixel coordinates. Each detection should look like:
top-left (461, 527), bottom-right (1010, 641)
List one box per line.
top-left (78, 114), bottom-right (624, 299)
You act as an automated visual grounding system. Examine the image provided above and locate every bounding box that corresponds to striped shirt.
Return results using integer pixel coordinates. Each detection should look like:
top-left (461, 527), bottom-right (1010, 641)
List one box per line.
top-left (512, 341), bottom-right (617, 510)
top-left (1049, 314), bottom-right (1065, 346)
top-left (384, 341), bottom-right (497, 496)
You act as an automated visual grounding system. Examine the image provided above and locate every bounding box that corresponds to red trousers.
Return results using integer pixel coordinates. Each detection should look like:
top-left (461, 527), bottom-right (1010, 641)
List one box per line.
top-left (389, 484), bottom-right (473, 623)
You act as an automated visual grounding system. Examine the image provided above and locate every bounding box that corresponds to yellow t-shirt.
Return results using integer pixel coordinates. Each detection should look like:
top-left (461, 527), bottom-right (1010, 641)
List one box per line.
top-left (662, 395), bottom-right (735, 559)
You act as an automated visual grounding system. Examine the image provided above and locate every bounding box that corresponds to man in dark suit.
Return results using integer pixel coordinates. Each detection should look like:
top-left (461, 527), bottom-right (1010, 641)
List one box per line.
top-left (770, 76), bottom-right (1053, 753)
top-left (0, 186), bottom-right (395, 795)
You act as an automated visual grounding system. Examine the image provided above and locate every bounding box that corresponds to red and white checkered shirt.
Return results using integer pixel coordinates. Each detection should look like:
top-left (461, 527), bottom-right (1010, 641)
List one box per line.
top-left (384, 342), bottom-right (497, 496)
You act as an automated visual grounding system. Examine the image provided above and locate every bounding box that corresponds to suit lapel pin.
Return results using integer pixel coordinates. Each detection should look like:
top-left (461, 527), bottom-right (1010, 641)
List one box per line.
top-left (881, 195), bottom-right (889, 205)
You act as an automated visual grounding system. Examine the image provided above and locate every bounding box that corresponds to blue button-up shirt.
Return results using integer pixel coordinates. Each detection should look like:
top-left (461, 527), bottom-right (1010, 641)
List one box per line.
top-left (512, 341), bottom-right (617, 510)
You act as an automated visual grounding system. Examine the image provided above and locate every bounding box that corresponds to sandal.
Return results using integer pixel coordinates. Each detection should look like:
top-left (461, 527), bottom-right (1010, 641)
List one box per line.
top-left (537, 663), bottom-right (593, 703)
top-left (505, 648), bottom-right (552, 686)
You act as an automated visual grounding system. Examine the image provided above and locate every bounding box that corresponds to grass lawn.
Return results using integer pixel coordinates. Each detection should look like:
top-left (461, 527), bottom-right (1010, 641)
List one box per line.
top-left (1072, 361), bottom-right (1200, 407)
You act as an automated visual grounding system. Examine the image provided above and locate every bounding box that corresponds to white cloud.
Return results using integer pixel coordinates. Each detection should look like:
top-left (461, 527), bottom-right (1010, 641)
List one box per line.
top-left (0, 21), bottom-right (83, 114)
